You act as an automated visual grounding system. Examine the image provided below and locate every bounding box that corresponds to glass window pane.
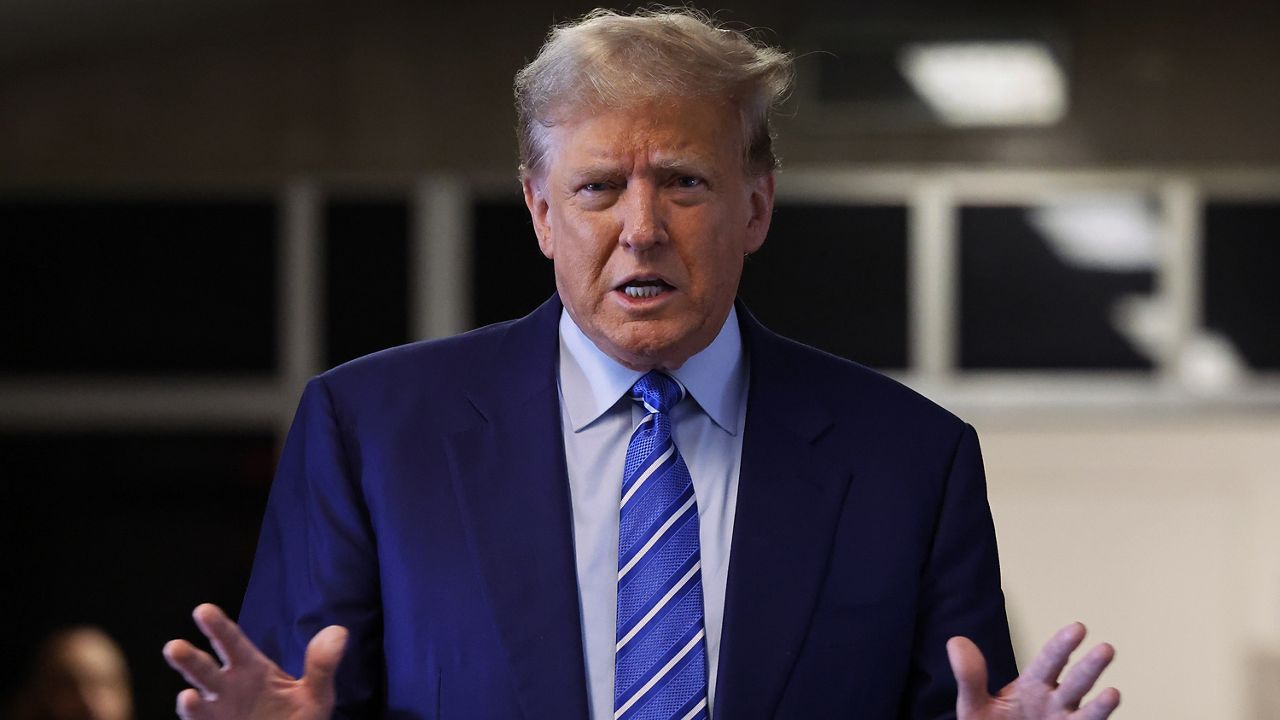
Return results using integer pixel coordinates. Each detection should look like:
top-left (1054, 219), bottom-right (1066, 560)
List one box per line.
top-left (0, 198), bottom-right (276, 375)
top-left (0, 433), bottom-right (275, 718)
top-left (959, 202), bottom-right (1159, 370)
top-left (740, 203), bottom-right (909, 369)
top-left (1203, 202), bottom-right (1280, 370)
top-left (472, 199), bottom-right (554, 328)
top-left (325, 199), bottom-right (410, 367)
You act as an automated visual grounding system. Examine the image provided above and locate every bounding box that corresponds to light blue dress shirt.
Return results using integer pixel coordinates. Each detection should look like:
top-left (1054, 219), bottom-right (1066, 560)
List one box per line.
top-left (557, 307), bottom-right (748, 720)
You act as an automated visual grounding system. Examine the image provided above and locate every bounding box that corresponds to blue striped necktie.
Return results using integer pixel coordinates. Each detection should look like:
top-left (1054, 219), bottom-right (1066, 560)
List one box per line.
top-left (613, 371), bottom-right (709, 720)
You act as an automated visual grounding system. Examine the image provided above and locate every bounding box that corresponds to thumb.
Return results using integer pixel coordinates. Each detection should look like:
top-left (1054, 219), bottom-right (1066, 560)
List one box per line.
top-left (947, 636), bottom-right (990, 718)
top-left (302, 625), bottom-right (349, 692)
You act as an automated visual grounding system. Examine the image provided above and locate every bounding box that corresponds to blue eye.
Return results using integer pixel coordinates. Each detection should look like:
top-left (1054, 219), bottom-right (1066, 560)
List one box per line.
top-left (676, 176), bottom-right (704, 189)
top-left (582, 182), bottom-right (611, 193)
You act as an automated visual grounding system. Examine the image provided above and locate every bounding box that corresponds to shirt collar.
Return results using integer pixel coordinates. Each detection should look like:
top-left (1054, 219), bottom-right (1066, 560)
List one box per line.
top-left (558, 307), bottom-right (746, 435)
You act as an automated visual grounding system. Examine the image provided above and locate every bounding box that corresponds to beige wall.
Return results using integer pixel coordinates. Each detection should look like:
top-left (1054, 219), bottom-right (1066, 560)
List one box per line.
top-left (976, 413), bottom-right (1280, 719)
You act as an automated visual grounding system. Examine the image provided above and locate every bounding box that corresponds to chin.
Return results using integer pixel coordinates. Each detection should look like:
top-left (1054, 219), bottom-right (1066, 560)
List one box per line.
top-left (607, 329), bottom-right (694, 370)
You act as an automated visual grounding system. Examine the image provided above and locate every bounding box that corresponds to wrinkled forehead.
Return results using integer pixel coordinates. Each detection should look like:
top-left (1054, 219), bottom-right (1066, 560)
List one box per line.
top-left (537, 95), bottom-right (745, 175)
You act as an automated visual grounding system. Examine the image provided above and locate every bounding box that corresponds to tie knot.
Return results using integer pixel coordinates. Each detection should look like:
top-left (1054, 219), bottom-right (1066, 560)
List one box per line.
top-left (629, 371), bottom-right (685, 414)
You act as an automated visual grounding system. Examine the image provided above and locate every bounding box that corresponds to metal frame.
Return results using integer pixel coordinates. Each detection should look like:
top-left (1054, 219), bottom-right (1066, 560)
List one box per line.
top-left (3, 167), bottom-right (1278, 438)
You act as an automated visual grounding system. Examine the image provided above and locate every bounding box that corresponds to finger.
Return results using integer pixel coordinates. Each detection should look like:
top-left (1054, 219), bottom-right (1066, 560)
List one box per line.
top-left (303, 625), bottom-right (349, 695)
top-left (946, 636), bottom-right (989, 717)
top-left (1074, 687), bottom-right (1121, 720)
top-left (176, 687), bottom-right (212, 720)
top-left (1054, 642), bottom-right (1115, 710)
top-left (162, 639), bottom-right (224, 698)
top-left (192, 603), bottom-right (261, 668)
top-left (1023, 622), bottom-right (1087, 685)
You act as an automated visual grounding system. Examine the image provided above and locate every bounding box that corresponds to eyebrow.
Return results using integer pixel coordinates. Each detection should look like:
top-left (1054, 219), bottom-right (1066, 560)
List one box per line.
top-left (569, 164), bottom-right (625, 179)
top-left (563, 156), bottom-right (716, 184)
top-left (653, 156), bottom-right (713, 174)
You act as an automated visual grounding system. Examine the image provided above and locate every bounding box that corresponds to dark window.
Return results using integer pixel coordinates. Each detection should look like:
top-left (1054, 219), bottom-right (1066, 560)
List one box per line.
top-left (740, 203), bottom-right (909, 369)
top-left (1203, 202), bottom-right (1280, 370)
top-left (472, 199), bottom-right (555, 328)
top-left (325, 199), bottom-right (410, 367)
top-left (959, 204), bottom-right (1156, 370)
top-left (0, 433), bottom-right (275, 719)
top-left (0, 198), bottom-right (276, 375)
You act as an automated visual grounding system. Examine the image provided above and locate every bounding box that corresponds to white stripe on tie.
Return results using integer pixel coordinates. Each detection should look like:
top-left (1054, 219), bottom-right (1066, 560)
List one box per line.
top-left (619, 444), bottom-right (675, 509)
top-left (680, 698), bottom-right (708, 720)
top-left (613, 628), bottom-right (706, 719)
top-left (618, 495), bottom-right (696, 580)
top-left (616, 561), bottom-right (701, 651)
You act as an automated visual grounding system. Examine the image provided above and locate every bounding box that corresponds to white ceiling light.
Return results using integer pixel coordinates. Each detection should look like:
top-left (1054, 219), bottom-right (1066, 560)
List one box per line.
top-left (1029, 196), bottom-right (1161, 272)
top-left (898, 41), bottom-right (1067, 127)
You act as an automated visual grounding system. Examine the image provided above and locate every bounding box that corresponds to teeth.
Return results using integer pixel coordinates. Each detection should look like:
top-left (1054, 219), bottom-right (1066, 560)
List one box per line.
top-left (624, 285), bottom-right (664, 298)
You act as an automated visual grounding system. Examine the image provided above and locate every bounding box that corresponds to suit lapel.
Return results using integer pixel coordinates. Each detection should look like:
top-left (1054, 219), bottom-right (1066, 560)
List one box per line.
top-left (445, 296), bottom-right (590, 720)
top-left (714, 305), bottom-right (854, 720)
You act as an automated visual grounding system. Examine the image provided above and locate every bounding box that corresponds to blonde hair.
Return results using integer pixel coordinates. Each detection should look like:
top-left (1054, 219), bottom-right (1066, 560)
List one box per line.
top-left (514, 7), bottom-right (793, 178)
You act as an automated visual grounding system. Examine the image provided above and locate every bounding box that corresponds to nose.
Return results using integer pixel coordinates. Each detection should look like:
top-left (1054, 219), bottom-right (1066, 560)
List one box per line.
top-left (617, 183), bottom-right (667, 250)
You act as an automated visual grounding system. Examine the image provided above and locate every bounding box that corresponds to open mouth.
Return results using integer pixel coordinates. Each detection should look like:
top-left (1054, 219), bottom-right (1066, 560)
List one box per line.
top-left (619, 278), bottom-right (674, 299)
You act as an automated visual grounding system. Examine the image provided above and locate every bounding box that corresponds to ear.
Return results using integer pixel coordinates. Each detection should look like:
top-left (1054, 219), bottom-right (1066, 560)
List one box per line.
top-left (743, 172), bottom-right (775, 256)
top-left (523, 174), bottom-right (554, 259)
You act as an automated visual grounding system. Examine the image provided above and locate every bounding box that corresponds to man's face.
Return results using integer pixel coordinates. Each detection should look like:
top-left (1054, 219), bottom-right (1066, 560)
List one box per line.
top-left (523, 97), bottom-right (774, 371)
top-left (40, 630), bottom-right (133, 720)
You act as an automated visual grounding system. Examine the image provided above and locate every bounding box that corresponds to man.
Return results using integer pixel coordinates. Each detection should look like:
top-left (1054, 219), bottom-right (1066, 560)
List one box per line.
top-left (12, 627), bottom-right (134, 720)
top-left (164, 8), bottom-right (1120, 719)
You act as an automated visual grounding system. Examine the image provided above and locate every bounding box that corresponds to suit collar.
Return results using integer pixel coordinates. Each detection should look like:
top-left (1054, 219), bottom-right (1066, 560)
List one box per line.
top-left (445, 294), bottom-right (591, 720)
top-left (458, 293), bottom-right (565, 424)
top-left (713, 301), bottom-right (853, 719)
top-left (734, 300), bottom-right (836, 444)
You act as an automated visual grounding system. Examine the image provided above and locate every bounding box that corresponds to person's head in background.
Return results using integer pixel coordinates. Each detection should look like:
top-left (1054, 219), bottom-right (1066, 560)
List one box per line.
top-left (10, 627), bottom-right (133, 720)
top-left (515, 8), bottom-right (792, 370)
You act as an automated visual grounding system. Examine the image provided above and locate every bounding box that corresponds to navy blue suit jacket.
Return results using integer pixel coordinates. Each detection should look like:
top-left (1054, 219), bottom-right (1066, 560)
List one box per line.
top-left (239, 295), bottom-right (1016, 719)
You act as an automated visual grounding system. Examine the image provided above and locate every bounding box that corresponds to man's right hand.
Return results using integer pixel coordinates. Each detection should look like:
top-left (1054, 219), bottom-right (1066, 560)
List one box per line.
top-left (163, 604), bottom-right (347, 720)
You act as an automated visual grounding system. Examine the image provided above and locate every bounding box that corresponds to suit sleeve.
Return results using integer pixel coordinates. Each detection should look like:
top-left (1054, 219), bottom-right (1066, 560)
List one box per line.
top-left (238, 376), bottom-right (385, 717)
top-left (902, 423), bottom-right (1018, 720)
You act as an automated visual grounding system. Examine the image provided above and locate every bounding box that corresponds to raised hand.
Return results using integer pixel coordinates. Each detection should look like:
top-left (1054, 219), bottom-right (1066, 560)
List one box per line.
top-left (162, 604), bottom-right (347, 720)
top-left (948, 622), bottom-right (1120, 720)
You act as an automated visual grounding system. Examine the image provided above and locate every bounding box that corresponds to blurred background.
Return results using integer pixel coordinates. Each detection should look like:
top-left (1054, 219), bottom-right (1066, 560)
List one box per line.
top-left (1, 0), bottom-right (1277, 717)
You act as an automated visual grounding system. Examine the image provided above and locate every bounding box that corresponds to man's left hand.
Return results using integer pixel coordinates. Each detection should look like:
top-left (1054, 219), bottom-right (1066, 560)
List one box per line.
top-left (948, 622), bottom-right (1120, 720)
